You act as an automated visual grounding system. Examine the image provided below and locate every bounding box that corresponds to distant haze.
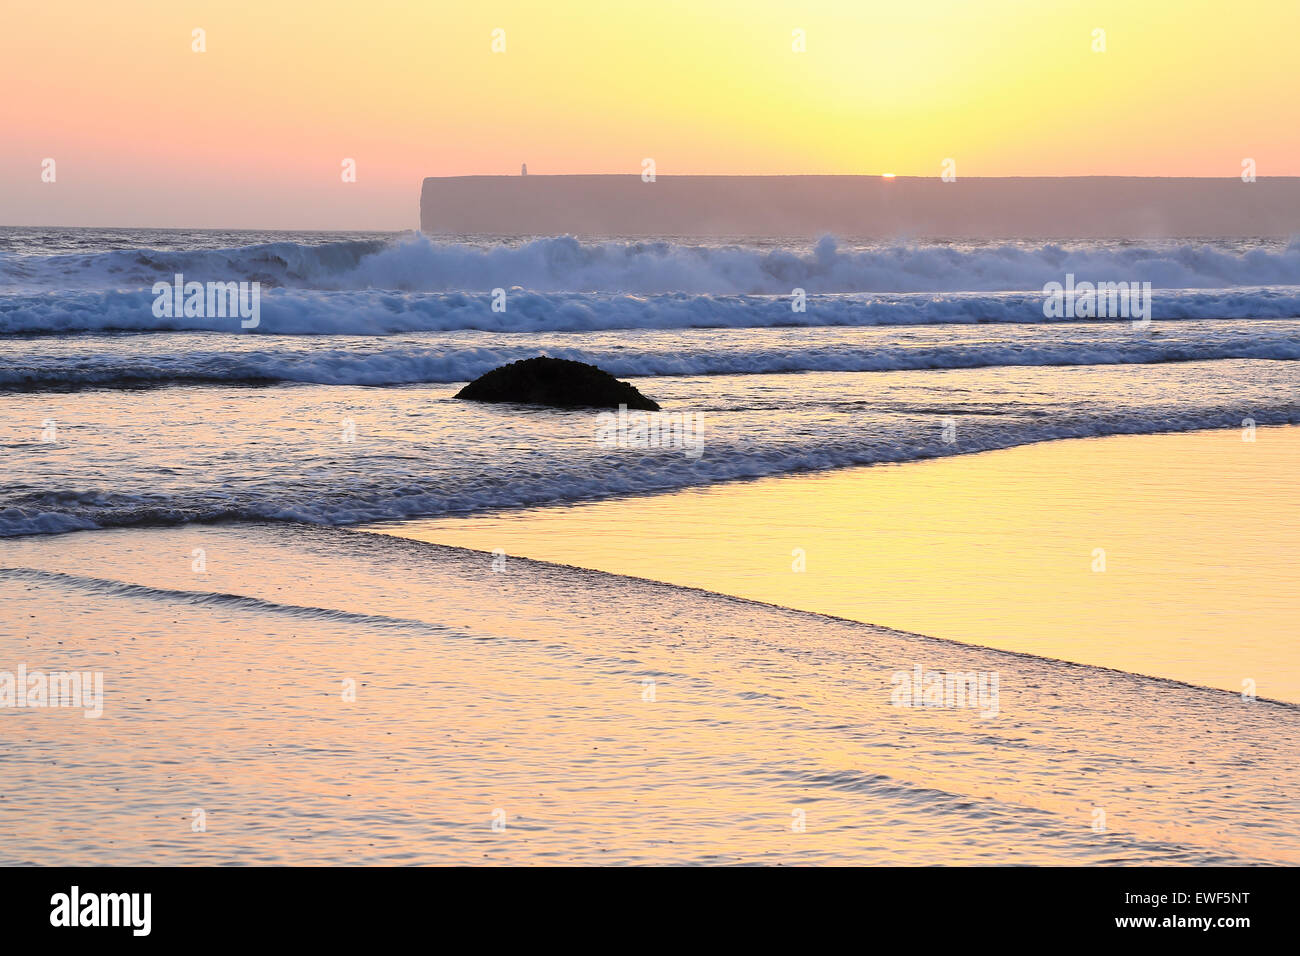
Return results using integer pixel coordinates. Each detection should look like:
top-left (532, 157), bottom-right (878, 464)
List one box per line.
top-left (422, 176), bottom-right (1300, 239)
top-left (2, 1), bottom-right (1298, 229)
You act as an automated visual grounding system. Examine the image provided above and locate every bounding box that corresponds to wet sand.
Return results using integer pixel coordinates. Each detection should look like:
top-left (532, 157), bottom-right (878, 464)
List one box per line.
top-left (1, 514), bottom-right (1297, 865)
top-left (370, 427), bottom-right (1300, 702)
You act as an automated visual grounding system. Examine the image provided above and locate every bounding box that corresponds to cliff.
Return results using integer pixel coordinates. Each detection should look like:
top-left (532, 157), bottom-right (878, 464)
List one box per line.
top-left (420, 174), bottom-right (1300, 239)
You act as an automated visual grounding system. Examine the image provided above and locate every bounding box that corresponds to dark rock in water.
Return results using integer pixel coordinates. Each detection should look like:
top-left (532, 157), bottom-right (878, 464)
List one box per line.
top-left (455, 357), bottom-right (660, 411)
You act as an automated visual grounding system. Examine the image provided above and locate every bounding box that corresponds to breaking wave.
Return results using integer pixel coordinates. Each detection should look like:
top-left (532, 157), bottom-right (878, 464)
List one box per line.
top-left (2, 287), bottom-right (1299, 337)
top-left (4, 331), bottom-right (1300, 390)
top-left (3, 232), bottom-right (1299, 296)
top-left (2, 404), bottom-right (1295, 538)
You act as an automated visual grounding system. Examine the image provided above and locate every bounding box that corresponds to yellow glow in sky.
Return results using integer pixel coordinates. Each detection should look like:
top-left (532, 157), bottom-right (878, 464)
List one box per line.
top-left (1, 0), bottom-right (1297, 227)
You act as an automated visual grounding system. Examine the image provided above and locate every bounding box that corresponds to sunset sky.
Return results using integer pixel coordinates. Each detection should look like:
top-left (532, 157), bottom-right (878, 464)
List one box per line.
top-left (2, 0), bottom-right (1297, 229)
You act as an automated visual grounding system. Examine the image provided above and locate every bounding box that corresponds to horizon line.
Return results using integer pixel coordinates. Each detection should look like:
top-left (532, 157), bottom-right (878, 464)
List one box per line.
top-left (424, 173), bottom-right (1300, 180)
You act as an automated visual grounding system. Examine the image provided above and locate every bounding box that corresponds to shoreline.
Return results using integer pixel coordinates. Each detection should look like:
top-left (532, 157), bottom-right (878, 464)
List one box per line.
top-left (365, 425), bottom-right (1300, 703)
top-left (3, 519), bottom-right (1298, 864)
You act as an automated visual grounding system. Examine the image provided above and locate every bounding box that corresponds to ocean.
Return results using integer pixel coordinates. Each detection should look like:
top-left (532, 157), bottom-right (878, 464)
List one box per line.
top-left (2, 227), bottom-right (1298, 536)
top-left (2, 227), bottom-right (1298, 864)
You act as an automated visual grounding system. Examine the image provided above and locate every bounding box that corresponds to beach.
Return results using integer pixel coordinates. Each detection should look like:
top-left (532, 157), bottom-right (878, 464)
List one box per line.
top-left (9, 0), bottom-right (1300, 933)
top-left (3, 517), bottom-right (1298, 866)
top-left (371, 426), bottom-right (1300, 702)
top-left (2, 228), bottom-right (1298, 866)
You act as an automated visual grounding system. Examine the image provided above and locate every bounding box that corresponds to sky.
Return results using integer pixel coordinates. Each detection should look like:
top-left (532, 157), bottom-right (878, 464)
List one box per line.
top-left (2, 0), bottom-right (1297, 230)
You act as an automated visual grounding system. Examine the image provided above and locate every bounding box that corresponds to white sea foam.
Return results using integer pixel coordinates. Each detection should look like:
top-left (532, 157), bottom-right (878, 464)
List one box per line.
top-left (2, 286), bottom-right (1299, 337)
top-left (3, 325), bottom-right (1299, 389)
top-left (2, 360), bottom-right (1296, 537)
top-left (3, 233), bottom-right (1299, 296)
top-left (2, 230), bottom-right (1297, 540)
